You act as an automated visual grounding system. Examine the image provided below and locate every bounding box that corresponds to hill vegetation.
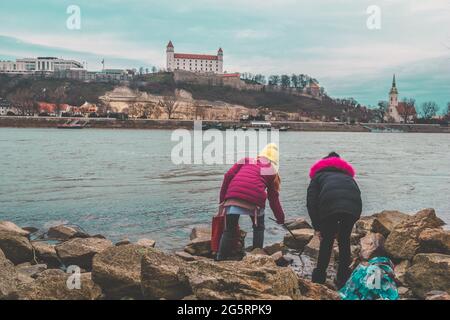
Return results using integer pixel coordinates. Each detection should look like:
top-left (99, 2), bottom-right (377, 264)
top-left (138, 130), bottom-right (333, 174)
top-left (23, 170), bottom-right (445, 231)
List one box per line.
top-left (1, 73), bottom-right (372, 121)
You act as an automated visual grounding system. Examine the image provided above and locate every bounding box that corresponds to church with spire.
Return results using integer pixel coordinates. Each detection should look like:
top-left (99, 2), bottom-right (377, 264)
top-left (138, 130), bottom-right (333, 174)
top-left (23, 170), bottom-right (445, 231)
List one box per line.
top-left (385, 74), bottom-right (416, 123)
top-left (166, 41), bottom-right (223, 74)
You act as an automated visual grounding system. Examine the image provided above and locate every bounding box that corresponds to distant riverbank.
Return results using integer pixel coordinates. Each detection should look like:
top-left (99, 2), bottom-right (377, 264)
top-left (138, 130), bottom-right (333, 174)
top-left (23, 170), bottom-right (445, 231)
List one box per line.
top-left (1, 116), bottom-right (449, 133)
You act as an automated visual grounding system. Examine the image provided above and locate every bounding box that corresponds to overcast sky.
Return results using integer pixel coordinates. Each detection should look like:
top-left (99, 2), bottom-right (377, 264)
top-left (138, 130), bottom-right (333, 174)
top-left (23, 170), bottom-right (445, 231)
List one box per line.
top-left (1, 0), bottom-right (449, 109)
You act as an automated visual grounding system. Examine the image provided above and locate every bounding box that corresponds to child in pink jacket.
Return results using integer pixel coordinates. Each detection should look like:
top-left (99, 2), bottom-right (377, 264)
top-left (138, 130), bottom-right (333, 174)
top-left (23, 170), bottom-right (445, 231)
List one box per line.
top-left (217, 143), bottom-right (285, 260)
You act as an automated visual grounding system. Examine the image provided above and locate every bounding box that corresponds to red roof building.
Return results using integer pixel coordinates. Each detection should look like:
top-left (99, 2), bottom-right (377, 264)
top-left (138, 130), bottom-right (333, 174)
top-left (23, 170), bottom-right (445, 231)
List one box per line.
top-left (166, 41), bottom-right (223, 73)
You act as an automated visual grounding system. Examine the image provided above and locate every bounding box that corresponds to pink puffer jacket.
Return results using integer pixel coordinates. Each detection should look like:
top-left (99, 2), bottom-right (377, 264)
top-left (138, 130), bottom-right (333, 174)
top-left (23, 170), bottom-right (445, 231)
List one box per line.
top-left (219, 158), bottom-right (285, 224)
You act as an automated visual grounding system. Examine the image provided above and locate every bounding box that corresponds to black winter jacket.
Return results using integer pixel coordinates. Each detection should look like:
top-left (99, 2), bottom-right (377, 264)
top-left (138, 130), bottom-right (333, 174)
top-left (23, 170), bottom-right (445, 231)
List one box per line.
top-left (307, 158), bottom-right (362, 230)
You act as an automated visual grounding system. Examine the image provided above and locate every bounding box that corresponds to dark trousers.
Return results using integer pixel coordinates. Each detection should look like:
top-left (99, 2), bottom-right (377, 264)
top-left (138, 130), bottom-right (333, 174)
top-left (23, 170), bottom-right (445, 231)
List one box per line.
top-left (312, 212), bottom-right (357, 288)
top-left (216, 214), bottom-right (265, 261)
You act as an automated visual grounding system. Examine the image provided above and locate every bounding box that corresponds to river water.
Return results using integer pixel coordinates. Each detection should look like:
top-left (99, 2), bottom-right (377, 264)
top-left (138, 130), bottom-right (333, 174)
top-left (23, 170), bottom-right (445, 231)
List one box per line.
top-left (0, 128), bottom-right (449, 250)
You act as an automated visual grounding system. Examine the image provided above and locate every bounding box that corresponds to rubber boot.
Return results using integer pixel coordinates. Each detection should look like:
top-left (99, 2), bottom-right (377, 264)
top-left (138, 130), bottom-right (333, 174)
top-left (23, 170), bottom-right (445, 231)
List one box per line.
top-left (311, 268), bottom-right (327, 284)
top-left (216, 230), bottom-right (235, 261)
top-left (335, 267), bottom-right (352, 289)
top-left (252, 230), bottom-right (265, 249)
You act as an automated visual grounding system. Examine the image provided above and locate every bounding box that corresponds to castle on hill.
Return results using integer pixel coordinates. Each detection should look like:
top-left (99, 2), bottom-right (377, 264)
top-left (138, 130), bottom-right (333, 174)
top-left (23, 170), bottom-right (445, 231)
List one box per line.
top-left (166, 41), bottom-right (223, 74)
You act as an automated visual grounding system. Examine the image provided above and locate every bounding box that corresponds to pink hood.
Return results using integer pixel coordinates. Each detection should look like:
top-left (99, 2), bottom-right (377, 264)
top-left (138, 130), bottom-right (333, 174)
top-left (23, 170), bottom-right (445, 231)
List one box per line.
top-left (309, 157), bottom-right (355, 179)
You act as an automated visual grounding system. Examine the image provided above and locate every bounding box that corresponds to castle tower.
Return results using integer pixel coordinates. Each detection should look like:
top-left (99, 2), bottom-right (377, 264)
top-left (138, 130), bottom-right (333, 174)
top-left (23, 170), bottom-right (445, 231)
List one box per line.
top-left (389, 74), bottom-right (398, 108)
top-left (166, 41), bottom-right (174, 71)
top-left (217, 48), bottom-right (223, 73)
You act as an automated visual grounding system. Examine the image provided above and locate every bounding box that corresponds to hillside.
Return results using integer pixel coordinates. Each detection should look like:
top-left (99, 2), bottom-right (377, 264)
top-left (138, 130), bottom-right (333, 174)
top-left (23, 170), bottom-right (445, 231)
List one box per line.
top-left (1, 73), bottom-right (371, 121)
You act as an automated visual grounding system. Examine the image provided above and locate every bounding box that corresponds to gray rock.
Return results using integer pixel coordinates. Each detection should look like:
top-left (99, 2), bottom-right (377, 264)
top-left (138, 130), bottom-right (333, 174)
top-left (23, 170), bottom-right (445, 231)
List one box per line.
top-left (47, 225), bottom-right (89, 240)
top-left (16, 263), bottom-right (47, 279)
top-left (418, 228), bottom-right (450, 254)
top-left (0, 221), bottom-right (30, 237)
top-left (263, 242), bottom-right (286, 255)
top-left (177, 254), bottom-right (301, 300)
top-left (283, 229), bottom-right (314, 251)
top-left (190, 227), bottom-right (211, 240)
top-left (92, 244), bottom-right (147, 299)
top-left (359, 232), bottom-right (385, 260)
top-left (394, 260), bottom-right (411, 286)
top-left (425, 290), bottom-right (450, 300)
top-left (0, 248), bottom-right (18, 299)
top-left (12, 272), bottom-right (102, 300)
top-left (141, 247), bottom-right (192, 300)
top-left (31, 241), bottom-right (60, 267)
top-left (184, 237), bottom-right (212, 257)
top-left (405, 253), bottom-right (450, 299)
top-left (115, 239), bottom-right (131, 246)
top-left (56, 237), bottom-right (113, 270)
top-left (284, 218), bottom-right (312, 230)
top-left (0, 231), bottom-right (33, 265)
top-left (385, 208), bottom-right (445, 260)
top-left (136, 238), bottom-right (156, 248)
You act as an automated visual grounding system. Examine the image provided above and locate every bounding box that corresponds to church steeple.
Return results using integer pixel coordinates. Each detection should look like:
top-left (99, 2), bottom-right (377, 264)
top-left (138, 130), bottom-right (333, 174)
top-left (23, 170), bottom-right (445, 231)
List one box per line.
top-left (390, 74), bottom-right (398, 94)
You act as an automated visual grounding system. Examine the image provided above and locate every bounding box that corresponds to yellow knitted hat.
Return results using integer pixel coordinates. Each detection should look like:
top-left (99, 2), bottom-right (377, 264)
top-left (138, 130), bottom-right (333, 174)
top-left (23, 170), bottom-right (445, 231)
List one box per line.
top-left (259, 143), bottom-right (279, 172)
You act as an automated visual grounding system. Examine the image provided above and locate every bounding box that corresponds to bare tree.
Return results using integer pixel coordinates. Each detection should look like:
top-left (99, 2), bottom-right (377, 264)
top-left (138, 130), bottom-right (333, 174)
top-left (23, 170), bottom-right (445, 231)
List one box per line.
top-left (375, 101), bottom-right (388, 123)
top-left (399, 98), bottom-right (417, 123)
top-left (8, 88), bottom-right (37, 116)
top-left (158, 96), bottom-right (178, 119)
top-left (420, 101), bottom-right (439, 120)
top-left (49, 86), bottom-right (67, 116)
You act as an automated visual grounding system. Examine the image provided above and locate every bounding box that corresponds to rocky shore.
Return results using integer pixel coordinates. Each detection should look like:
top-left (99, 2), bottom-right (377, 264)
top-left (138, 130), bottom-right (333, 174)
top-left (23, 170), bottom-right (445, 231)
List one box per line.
top-left (0, 208), bottom-right (449, 300)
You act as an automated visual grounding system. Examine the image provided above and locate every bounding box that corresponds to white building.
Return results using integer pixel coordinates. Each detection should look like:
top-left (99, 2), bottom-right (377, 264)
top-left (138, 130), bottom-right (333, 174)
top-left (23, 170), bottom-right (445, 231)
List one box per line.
top-left (166, 41), bottom-right (223, 74)
top-left (0, 57), bottom-right (84, 74)
top-left (386, 75), bottom-right (416, 123)
top-left (0, 98), bottom-right (17, 115)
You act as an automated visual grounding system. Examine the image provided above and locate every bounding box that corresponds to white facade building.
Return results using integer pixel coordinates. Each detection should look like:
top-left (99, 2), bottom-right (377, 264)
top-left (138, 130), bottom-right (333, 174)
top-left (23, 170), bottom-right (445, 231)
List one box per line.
top-left (0, 57), bottom-right (84, 74)
top-left (386, 75), bottom-right (416, 123)
top-left (166, 41), bottom-right (223, 73)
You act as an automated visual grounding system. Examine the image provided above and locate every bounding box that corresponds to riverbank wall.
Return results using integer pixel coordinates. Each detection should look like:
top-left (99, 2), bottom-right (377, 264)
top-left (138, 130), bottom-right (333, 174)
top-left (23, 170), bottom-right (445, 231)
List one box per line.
top-left (0, 116), bottom-right (449, 133)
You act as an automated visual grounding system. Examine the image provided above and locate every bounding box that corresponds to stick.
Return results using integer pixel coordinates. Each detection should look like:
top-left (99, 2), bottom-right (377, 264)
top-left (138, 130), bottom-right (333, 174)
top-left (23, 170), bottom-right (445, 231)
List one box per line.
top-left (269, 217), bottom-right (297, 240)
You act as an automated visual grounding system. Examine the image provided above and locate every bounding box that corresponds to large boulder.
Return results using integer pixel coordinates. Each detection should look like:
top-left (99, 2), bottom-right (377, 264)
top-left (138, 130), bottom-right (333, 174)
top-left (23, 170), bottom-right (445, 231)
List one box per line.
top-left (47, 225), bottom-right (89, 240)
top-left (284, 218), bottom-right (312, 230)
top-left (283, 229), bottom-right (314, 251)
top-left (0, 221), bottom-right (30, 237)
top-left (359, 232), bottom-right (385, 260)
top-left (184, 237), bottom-right (212, 258)
top-left (16, 263), bottom-right (47, 279)
top-left (141, 247), bottom-right (192, 300)
top-left (263, 242), bottom-right (286, 255)
top-left (405, 253), bottom-right (450, 299)
top-left (190, 227), bottom-right (211, 240)
top-left (355, 211), bottom-right (410, 237)
top-left (298, 277), bottom-right (340, 300)
top-left (371, 211), bottom-right (410, 237)
top-left (12, 272), bottom-right (102, 300)
top-left (384, 209), bottom-right (445, 260)
top-left (31, 241), bottom-right (60, 267)
top-left (0, 249), bottom-right (18, 299)
top-left (418, 228), bottom-right (450, 254)
top-left (302, 234), bottom-right (338, 261)
top-left (394, 260), bottom-right (411, 286)
top-left (177, 255), bottom-right (301, 300)
top-left (0, 231), bottom-right (33, 265)
top-left (92, 244), bottom-right (147, 299)
top-left (55, 237), bottom-right (113, 270)
top-left (135, 239), bottom-right (156, 248)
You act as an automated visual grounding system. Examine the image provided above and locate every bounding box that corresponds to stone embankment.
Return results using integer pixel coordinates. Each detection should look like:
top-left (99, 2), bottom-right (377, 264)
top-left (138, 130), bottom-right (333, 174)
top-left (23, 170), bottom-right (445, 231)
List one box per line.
top-left (0, 208), bottom-right (448, 300)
